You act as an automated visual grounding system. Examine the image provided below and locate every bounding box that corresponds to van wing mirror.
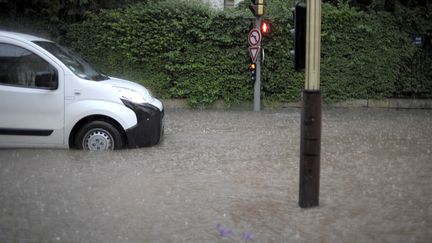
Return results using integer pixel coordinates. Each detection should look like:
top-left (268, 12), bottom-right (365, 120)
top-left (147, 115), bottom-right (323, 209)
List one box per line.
top-left (35, 71), bottom-right (58, 90)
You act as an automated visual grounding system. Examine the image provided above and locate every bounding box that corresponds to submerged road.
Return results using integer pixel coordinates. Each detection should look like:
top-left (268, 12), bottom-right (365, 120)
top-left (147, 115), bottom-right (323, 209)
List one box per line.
top-left (0, 108), bottom-right (431, 242)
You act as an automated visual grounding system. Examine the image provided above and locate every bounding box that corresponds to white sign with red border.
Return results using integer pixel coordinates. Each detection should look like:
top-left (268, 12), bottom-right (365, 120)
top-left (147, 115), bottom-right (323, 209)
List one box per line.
top-left (248, 28), bottom-right (261, 47)
top-left (249, 46), bottom-right (260, 63)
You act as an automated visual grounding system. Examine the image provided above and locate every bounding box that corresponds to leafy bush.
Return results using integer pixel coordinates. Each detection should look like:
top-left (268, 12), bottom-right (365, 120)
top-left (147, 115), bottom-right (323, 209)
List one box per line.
top-left (320, 2), bottom-right (416, 101)
top-left (65, 0), bottom-right (253, 106)
top-left (389, 2), bottom-right (432, 97)
top-left (63, 0), bottom-right (431, 106)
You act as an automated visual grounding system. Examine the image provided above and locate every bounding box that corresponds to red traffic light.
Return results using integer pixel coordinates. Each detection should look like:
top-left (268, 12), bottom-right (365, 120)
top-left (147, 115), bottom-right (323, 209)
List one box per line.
top-left (261, 22), bottom-right (269, 33)
top-left (261, 19), bottom-right (272, 37)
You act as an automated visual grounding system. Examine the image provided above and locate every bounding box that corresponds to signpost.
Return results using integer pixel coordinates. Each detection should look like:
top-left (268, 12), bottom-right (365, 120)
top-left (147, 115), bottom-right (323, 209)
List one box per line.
top-left (248, 1), bottom-right (271, 111)
top-left (253, 19), bottom-right (261, 112)
top-left (248, 28), bottom-right (261, 64)
top-left (247, 24), bottom-right (262, 112)
top-left (248, 1), bottom-right (264, 112)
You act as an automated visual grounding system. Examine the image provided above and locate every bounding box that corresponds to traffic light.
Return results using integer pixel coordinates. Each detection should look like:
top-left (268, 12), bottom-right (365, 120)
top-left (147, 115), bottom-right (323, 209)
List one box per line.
top-left (261, 19), bottom-right (272, 37)
top-left (249, 63), bottom-right (256, 82)
top-left (249, 0), bottom-right (264, 17)
top-left (290, 3), bottom-right (306, 71)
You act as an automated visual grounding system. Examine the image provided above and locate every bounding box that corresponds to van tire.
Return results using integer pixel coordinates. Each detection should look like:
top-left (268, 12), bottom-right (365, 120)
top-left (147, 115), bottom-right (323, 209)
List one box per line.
top-left (75, 121), bottom-right (124, 150)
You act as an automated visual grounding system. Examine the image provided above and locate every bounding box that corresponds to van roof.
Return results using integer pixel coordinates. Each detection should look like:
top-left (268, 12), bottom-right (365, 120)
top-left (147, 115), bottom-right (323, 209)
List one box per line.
top-left (0, 30), bottom-right (52, 42)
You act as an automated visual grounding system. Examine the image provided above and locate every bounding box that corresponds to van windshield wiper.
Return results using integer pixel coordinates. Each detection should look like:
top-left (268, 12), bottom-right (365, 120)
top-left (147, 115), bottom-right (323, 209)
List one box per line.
top-left (92, 74), bottom-right (109, 81)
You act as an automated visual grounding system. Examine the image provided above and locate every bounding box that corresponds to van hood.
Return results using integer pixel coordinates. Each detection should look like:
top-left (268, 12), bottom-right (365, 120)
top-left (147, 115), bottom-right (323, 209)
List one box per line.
top-left (101, 77), bottom-right (163, 111)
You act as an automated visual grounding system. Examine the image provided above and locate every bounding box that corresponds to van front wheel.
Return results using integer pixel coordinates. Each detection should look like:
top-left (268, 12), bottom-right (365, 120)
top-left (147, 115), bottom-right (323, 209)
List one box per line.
top-left (75, 121), bottom-right (124, 150)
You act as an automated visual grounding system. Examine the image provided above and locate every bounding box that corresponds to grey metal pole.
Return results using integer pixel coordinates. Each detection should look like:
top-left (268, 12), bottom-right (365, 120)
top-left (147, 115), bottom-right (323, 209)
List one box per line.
top-left (254, 17), bottom-right (262, 112)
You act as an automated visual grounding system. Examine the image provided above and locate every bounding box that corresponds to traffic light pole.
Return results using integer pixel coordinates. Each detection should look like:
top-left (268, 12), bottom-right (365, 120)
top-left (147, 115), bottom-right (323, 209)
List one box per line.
top-left (254, 17), bottom-right (262, 112)
top-left (248, 0), bottom-right (264, 111)
top-left (299, 0), bottom-right (322, 208)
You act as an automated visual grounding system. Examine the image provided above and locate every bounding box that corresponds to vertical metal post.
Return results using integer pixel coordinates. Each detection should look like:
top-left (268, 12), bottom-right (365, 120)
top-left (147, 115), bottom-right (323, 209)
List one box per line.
top-left (254, 17), bottom-right (262, 112)
top-left (299, 0), bottom-right (322, 208)
top-left (304, 0), bottom-right (321, 91)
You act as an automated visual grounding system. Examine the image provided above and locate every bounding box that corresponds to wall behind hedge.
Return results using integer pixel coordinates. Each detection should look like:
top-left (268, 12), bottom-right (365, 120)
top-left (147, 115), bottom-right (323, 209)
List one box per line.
top-left (63, 0), bottom-right (430, 106)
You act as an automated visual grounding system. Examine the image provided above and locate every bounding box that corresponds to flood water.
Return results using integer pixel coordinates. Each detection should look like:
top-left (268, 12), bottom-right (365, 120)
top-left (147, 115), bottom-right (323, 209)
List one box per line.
top-left (0, 108), bottom-right (431, 242)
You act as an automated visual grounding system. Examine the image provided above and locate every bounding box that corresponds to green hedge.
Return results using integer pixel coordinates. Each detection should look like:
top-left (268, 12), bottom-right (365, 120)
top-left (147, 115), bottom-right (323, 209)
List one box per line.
top-left (320, 3), bottom-right (416, 101)
top-left (63, 0), bottom-right (431, 106)
top-left (391, 2), bottom-right (432, 98)
top-left (65, 1), bottom-right (251, 106)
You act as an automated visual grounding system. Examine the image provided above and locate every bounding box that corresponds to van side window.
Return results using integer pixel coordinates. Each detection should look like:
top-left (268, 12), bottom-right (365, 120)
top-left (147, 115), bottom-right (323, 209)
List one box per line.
top-left (0, 43), bottom-right (58, 89)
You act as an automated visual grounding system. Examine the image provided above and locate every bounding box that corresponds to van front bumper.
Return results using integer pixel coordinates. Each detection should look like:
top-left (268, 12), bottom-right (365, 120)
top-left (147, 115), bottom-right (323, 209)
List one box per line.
top-left (122, 100), bottom-right (164, 148)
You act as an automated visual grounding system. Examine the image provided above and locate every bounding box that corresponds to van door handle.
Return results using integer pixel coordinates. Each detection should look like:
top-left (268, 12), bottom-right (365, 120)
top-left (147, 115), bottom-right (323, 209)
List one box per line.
top-left (74, 90), bottom-right (81, 95)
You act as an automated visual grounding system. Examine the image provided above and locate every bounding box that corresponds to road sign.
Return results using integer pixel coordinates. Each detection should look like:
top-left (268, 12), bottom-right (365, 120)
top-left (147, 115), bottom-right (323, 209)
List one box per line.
top-left (248, 46), bottom-right (260, 63)
top-left (248, 28), bottom-right (261, 47)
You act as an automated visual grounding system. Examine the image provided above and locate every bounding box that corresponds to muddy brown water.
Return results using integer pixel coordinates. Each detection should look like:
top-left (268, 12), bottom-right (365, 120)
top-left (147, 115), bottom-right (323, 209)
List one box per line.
top-left (1, 108), bottom-right (431, 242)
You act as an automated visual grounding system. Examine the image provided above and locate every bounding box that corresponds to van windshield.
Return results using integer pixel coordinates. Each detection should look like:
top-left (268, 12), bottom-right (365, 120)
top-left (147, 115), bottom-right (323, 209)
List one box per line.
top-left (34, 41), bottom-right (109, 81)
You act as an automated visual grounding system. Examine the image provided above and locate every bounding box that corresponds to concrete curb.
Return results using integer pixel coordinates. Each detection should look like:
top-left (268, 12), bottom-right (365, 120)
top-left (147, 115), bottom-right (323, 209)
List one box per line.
top-left (332, 99), bottom-right (432, 109)
top-left (162, 98), bottom-right (432, 110)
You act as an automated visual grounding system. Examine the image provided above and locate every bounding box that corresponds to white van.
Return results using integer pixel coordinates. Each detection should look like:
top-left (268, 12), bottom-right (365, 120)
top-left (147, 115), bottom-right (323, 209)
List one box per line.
top-left (0, 31), bottom-right (164, 150)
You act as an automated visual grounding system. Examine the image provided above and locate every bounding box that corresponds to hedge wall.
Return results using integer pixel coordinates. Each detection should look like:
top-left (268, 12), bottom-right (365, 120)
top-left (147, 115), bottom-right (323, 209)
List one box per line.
top-left (65, 1), bottom-right (251, 106)
top-left (63, 0), bottom-right (431, 106)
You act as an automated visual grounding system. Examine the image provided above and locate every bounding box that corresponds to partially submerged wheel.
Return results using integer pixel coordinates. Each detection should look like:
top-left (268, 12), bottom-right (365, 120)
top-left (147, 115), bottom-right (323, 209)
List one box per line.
top-left (75, 121), bottom-right (124, 150)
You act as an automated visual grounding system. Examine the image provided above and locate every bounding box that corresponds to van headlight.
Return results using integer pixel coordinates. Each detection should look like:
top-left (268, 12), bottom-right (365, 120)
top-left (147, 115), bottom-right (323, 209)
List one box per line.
top-left (114, 86), bottom-right (147, 104)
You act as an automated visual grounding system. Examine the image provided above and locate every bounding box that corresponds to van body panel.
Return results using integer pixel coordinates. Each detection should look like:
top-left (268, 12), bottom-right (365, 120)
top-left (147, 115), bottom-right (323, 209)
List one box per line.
top-left (100, 77), bottom-right (163, 111)
top-left (0, 87), bottom-right (64, 146)
top-left (0, 130), bottom-right (65, 148)
top-left (0, 31), bottom-right (164, 149)
top-left (0, 35), bottom-right (65, 146)
top-left (64, 100), bottom-right (138, 136)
